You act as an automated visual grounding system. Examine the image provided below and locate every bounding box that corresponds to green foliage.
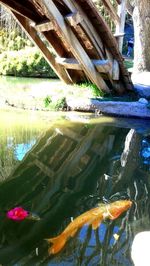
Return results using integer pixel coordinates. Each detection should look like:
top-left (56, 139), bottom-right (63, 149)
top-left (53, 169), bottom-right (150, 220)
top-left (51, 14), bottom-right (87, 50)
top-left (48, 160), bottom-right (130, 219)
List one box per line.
top-left (55, 97), bottom-right (67, 111)
top-left (44, 96), bottom-right (52, 108)
top-left (0, 48), bottom-right (58, 78)
top-left (78, 82), bottom-right (106, 97)
top-left (43, 96), bottom-right (67, 111)
top-left (0, 28), bottom-right (33, 53)
top-left (124, 60), bottom-right (134, 69)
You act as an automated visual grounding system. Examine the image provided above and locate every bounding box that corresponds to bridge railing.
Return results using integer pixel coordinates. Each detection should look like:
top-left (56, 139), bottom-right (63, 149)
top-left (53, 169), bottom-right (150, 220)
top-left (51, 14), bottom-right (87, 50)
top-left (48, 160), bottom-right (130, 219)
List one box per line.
top-left (93, 0), bottom-right (126, 52)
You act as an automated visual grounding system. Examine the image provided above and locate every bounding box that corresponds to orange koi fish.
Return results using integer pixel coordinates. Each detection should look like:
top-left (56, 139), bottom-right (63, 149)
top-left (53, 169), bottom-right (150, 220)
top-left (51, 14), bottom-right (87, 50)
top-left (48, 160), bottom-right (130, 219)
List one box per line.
top-left (47, 200), bottom-right (132, 255)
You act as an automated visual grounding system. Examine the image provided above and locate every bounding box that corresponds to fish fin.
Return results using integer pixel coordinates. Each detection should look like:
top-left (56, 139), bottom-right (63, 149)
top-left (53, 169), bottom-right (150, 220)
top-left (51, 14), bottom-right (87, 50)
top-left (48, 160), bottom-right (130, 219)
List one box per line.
top-left (46, 234), bottom-right (67, 255)
top-left (91, 219), bottom-right (101, 230)
top-left (97, 203), bottom-right (105, 208)
top-left (45, 235), bottom-right (60, 244)
top-left (70, 228), bottom-right (78, 237)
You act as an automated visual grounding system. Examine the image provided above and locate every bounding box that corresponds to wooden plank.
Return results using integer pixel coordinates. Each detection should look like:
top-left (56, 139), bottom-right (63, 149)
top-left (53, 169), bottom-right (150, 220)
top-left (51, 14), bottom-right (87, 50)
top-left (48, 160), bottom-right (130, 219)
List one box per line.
top-left (115, 0), bottom-right (126, 52)
top-left (34, 21), bottom-right (54, 32)
top-left (11, 11), bottom-right (73, 84)
top-left (63, 0), bottom-right (105, 60)
top-left (65, 12), bottom-right (83, 27)
top-left (56, 57), bottom-right (81, 70)
top-left (56, 57), bottom-right (111, 73)
top-left (0, 0), bottom-right (38, 22)
top-left (112, 59), bottom-right (119, 80)
top-left (43, 31), bottom-right (70, 57)
top-left (76, 0), bottom-right (133, 91)
top-left (41, 0), bottom-right (110, 93)
top-left (101, 0), bottom-right (120, 25)
top-left (93, 59), bottom-right (111, 73)
top-left (114, 32), bottom-right (125, 37)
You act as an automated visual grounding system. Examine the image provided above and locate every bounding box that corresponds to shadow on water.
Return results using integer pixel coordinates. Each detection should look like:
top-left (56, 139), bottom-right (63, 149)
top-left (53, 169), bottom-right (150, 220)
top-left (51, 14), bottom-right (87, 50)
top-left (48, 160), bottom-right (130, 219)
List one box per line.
top-left (0, 114), bottom-right (150, 265)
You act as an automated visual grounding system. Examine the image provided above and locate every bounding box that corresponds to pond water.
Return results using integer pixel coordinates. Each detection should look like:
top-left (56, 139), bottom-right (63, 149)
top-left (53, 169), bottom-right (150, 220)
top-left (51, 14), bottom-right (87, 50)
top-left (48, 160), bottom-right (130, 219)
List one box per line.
top-left (0, 108), bottom-right (150, 266)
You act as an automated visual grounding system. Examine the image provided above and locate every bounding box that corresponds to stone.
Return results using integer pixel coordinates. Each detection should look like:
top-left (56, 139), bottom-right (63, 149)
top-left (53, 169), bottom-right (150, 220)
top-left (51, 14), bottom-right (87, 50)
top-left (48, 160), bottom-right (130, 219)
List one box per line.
top-left (138, 98), bottom-right (148, 104)
top-left (132, 72), bottom-right (150, 98)
top-left (67, 99), bottom-right (150, 119)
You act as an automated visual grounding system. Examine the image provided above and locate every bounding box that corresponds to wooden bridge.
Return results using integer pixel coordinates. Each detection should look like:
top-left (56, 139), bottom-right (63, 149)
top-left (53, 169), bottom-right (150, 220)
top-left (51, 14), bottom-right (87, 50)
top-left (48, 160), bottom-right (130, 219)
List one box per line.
top-left (0, 0), bottom-right (133, 94)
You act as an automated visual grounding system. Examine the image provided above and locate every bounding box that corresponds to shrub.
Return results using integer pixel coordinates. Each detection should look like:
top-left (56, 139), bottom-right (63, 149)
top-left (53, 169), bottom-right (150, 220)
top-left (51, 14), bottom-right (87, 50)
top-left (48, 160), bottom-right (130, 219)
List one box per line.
top-left (44, 96), bottom-right (52, 108)
top-left (43, 96), bottom-right (67, 111)
top-left (0, 47), bottom-right (58, 78)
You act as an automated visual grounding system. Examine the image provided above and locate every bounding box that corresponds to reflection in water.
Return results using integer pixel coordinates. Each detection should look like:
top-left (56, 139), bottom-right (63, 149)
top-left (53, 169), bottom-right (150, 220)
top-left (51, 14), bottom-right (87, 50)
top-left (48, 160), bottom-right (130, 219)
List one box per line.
top-left (0, 109), bottom-right (56, 181)
top-left (0, 114), bottom-right (149, 265)
top-left (15, 140), bottom-right (36, 161)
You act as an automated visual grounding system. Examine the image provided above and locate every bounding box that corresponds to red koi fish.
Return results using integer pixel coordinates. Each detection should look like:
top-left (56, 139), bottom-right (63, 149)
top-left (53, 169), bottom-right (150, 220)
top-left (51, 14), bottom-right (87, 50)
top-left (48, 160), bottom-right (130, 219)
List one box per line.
top-left (47, 200), bottom-right (132, 255)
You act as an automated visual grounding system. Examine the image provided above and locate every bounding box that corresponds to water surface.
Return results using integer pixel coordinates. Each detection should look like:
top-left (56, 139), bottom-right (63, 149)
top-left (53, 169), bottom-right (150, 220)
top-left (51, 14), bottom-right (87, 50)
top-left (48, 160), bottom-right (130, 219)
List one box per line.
top-left (0, 109), bottom-right (150, 265)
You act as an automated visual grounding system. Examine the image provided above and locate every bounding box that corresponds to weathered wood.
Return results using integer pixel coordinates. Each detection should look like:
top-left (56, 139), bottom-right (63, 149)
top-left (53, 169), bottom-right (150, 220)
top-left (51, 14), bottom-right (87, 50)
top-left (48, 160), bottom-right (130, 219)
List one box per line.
top-left (0, 0), bottom-right (38, 21)
top-left (0, 0), bottom-right (133, 93)
top-left (12, 11), bottom-right (73, 84)
top-left (114, 32), bottom-right (125, 37)
top-left (76, 0), bottom-right (133, 91)
top-left (101, 0), bottom-right (120, 25)
top-left (93, 59), bottom-right (112, 73)
top-left (41, 0), bottom-right (110, 93)
top-left (65, 12), bottom-right (83, 26)
top-left (115, 0), bottom-right (127, 52)
top-left (63, 0), bottom-right (105, 59)
top-left (56, 57), bottom-right (111, 73)
top-left (43, 31), bottom-right (71, 57)
top-left (112, 59), bottom-right (120, 80)
top-left (56, 57), bottom-right (81, 70)
top-left (34, 20), bottom-right (54, 32)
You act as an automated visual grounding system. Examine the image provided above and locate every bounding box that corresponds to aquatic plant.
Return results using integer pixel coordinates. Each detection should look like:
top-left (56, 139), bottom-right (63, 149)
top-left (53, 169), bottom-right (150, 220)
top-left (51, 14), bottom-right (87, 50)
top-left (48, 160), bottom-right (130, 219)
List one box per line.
top-left (7, 206), bottom-right (29, 221)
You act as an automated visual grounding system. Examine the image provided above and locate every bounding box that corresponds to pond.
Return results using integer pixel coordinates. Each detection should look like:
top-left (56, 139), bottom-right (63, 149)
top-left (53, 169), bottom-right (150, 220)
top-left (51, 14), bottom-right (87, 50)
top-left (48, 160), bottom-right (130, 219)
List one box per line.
top-left (0, 109), bottom-right (150, 265)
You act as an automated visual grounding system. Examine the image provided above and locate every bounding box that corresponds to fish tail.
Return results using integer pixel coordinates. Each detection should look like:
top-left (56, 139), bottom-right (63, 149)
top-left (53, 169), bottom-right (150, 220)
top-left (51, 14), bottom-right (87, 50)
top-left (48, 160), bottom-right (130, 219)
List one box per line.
top-left (46, 234), bottom-right (67, 255)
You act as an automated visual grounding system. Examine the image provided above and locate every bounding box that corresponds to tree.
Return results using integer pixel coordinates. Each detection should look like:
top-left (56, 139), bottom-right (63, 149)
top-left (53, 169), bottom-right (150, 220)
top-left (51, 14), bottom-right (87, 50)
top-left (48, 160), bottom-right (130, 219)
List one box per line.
top-left (127, 0), bottom-right (150, 72)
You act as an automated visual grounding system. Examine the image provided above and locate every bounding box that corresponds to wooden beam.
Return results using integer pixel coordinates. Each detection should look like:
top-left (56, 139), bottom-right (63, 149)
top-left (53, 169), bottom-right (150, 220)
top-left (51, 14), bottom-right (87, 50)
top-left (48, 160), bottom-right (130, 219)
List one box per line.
top-left (0, 0), bottom-right (38, 22)
top-left (65, 12), bottom-right (83, 27)
top-left (112, 59), bottom-right (120, 80)
top-left (11, 11), bottom-right (73, 84)
top-left (114, 32), bottom-right (125, 37)
top-left (56, 58), bottom-right (81, 70)
top-left (93, 59), bottom-right (111, 73)
top-left (115, 0), bottom-right (127, 52)
top-left (56, 57), bottom-right (111, 73)
top-left (101, 0), bottom-right (120, 25)
top-left (33, 21), bottom-right (54, 32)
top-left (63, 0), bottom-right (105, 59)
top-left (41, 0), bottom-right (110, 93)
top-left (76, 0), bottom-right (133, 91)
top-left (43, 31), bottom-right (70, 57)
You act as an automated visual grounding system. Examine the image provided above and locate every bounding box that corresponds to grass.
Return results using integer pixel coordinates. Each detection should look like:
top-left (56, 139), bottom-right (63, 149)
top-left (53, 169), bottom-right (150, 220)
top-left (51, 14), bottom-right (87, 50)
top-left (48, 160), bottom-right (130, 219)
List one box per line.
top-left (124, 59), bottom-right (134, 70)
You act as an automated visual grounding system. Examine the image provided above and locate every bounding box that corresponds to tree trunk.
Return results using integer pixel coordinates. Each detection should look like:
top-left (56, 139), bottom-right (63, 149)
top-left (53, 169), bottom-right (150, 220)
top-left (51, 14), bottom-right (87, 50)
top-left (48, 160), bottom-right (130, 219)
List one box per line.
top-left (133, 0), bottom-right (150, 72)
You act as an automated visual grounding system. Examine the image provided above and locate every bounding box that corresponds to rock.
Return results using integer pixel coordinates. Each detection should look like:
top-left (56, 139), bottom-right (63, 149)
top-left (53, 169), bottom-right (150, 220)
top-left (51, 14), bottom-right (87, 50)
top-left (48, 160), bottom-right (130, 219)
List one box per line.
top-left (67, 99), bottom-right (150, 119)
top-left (132, 72), bottom-right (150, 98)
top-left (138, 98), bottom-right (148, 104)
